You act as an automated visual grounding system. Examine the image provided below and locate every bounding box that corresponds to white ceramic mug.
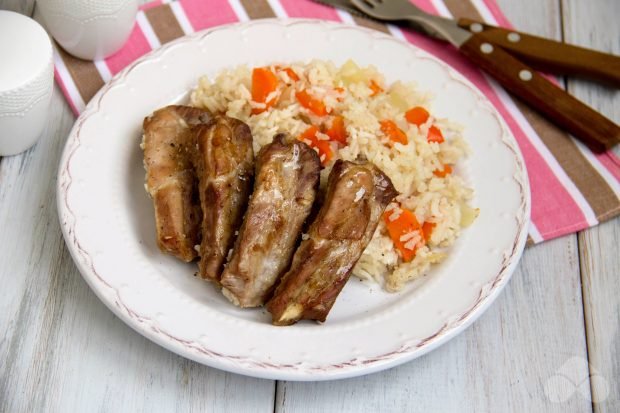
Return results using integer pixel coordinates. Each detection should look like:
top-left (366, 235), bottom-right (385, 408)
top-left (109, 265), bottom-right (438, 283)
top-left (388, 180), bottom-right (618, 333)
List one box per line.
top-left (0, 11), bottom-right (54, 156)
top-left (38, 0), bottom-right (138, 60)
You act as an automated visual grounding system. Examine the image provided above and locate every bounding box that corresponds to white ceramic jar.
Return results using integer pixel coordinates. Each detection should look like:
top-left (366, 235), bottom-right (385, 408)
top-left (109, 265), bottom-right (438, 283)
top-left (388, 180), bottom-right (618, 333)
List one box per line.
top-left (38, 0), bottom-right (138, 60)
top-left (0, 11), bottom-right (54, 156)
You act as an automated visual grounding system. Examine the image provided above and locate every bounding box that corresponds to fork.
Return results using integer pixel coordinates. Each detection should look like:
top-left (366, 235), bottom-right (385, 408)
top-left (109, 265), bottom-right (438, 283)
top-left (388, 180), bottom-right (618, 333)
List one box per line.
top-left (350, 0), bottom-right (620, 151)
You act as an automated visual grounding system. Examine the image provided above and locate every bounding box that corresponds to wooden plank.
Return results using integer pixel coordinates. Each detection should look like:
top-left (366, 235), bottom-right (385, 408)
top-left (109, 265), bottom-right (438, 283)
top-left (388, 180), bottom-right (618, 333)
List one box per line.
top-left (276, 1), bottom-right (592, 411)
top-left (578, 224), bottom-right (620, 411)
top-left (562, 0), bottom-right (620, 410)
top-left (0, 0), bottom-right (36, 15)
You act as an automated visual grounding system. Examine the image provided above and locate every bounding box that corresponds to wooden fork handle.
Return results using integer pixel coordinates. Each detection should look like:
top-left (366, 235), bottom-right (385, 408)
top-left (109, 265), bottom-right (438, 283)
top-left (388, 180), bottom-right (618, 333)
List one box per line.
top-left (457, 18), bottom-right (620, 87)
top-left (459, 34), bottom-right (620, 151)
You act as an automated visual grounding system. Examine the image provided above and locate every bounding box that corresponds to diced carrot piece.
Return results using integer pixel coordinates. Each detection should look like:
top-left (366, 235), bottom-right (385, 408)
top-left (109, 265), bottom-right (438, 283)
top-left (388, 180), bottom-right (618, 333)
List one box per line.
top-left (298, 125), bottom-right (320, 143)
top-left (422, 222), bottom-right (436, 242)
top-left (285, 68), bottom-right (299, 81)
top-left (433, 164), bottom-right (452, 177)
top-left (427, 125), bottom-right (444, 143)
top-left (383, 208), bottom-right (422, 262)
top-left (405, 106), bottom-right (429, 126)
top-left (315, 140), bottom-right (333, 165)
top-left (251, 67), bottom-right (279, 115)
top-left (298, 125), bottom-right (332, 166)
top-left (380, 120), bottom-right (408, 145)
top-left (325, 115), bottom-right (347, 145)
top-left (369, 79), bottom-right (383, 97)
top-left (296, 89), bottom-right (329, 116)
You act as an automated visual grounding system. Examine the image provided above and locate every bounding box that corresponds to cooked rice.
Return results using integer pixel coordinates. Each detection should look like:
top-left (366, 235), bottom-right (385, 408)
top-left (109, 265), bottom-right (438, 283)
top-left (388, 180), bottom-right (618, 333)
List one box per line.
top-left (191, 60), bottom-right (478, 292)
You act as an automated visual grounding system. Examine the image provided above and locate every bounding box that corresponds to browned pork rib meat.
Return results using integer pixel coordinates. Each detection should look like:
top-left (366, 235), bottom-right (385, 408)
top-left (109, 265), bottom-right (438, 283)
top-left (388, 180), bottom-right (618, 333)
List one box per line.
top-left (220, 134), bottom-right (321, 307)
top-left (142, 105), bottom-right (212, 262)
top-left (193, 115), bottom-right (254, 282)
top-left (266, 160), bottom-right (397, 325)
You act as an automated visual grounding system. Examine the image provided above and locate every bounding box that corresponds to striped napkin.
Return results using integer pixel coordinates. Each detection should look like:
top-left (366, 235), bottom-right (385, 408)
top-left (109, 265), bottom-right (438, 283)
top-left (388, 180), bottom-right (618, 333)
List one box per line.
top-left (52, 0), bottom-right (620, 244)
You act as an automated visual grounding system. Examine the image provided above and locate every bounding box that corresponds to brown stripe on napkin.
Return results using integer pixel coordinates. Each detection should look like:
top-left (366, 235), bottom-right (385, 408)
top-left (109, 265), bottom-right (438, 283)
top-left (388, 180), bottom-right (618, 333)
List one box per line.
top-left (239, 0), bottom-right (276, 19)
top-left (144, 4), bottom-right (185, 44)
top-left (444, 0), bottom-right (619, 222)
top-left (56, 46), bottom-right (104, 104)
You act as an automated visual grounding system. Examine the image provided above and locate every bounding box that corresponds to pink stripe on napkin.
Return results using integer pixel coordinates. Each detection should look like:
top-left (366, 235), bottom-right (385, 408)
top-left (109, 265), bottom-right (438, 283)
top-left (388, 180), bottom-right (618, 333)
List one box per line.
top-left (597, 152), bottom-right (620, 181)
top-left (278, 0), bottom-right (340, 20)
top-left (180, 0), bottom-right (238, 31)
top-left (105, 24), bottom-right (152, 75)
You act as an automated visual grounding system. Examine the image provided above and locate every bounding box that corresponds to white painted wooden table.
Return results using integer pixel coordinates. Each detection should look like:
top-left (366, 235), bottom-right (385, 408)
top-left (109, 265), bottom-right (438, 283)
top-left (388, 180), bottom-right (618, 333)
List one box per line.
top-left (1, 0), bottom-right (618, 411)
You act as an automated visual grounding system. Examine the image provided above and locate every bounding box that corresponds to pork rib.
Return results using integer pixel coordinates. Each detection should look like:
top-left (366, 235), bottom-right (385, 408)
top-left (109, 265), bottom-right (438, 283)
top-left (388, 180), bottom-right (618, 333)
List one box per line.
top-left (267, 160), bottom-right (397, 325)
top-left (193, 115), bottom-right (254, 282)
top-left (142, 105), bottom-right (211, 262)
top-left (220, 134), bottom-right (321, 307)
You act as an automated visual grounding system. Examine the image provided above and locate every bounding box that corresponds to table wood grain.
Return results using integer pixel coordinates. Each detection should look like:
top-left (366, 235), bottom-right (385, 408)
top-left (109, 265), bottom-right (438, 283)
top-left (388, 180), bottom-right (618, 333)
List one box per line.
top-left (0, 0), bottom-right (617, 411)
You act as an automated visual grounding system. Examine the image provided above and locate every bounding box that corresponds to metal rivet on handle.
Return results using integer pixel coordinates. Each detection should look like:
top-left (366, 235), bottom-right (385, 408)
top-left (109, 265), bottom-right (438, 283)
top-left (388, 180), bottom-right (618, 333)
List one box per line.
top-left (519, 69), bottom-right (533, 81)
top-left (480, 43), bottom-right (494, 54)
top-left (507, 32), bottom-right (521, 42)
top-left (470, 23), bottom-right (483, 33)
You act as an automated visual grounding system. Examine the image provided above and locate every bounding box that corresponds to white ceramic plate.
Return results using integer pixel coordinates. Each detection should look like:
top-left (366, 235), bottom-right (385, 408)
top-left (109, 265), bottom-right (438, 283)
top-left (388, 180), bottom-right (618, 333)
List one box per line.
top-left (57, 19), bottom-right (530, 381)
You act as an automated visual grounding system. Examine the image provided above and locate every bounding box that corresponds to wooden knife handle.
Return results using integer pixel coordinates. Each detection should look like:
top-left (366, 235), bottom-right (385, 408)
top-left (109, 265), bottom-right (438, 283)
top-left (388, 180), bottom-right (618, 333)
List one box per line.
top-left (457, 18), bottom-right (620, 87)
top-left (459, 34), bottom-right (620, 151)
